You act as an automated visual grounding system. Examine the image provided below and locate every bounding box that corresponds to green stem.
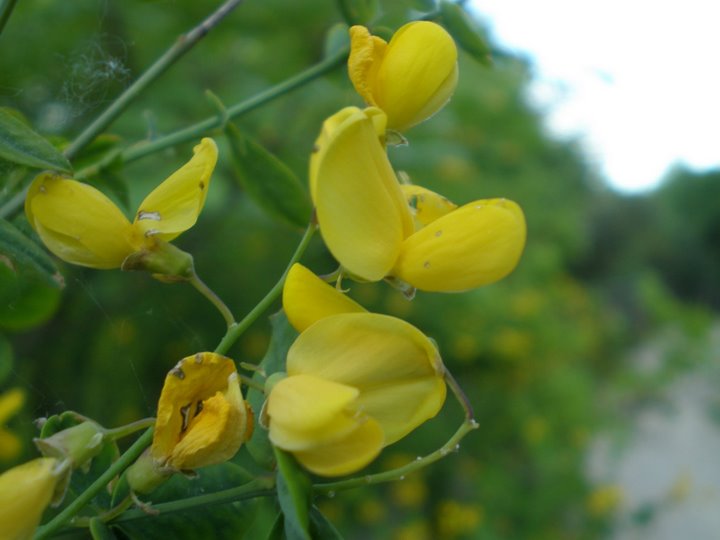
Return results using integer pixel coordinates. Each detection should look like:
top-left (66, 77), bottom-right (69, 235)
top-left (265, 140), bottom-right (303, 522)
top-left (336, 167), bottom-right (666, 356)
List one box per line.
top-left (444, 368), bottom-right (474, 420)
top-left (213, 221), bottom-right (316, 356)
top-left (104, 418), bottom-right (156, 441)
top-left (63, 0), bottom-right (245, 160)
top-left (0, 0), bottom-right (18, 39)
top-left (314, 419), bottom-right (479, 493)
top-left (239, 373), bottom-right (265, 393)
top-left (189, 272), bottom-right (236, 328)
top-left (34, 427), bottom-right (154, 540)
top-left (75, 47), bottom-right (348, 181)
top-left (110, 477), bottom-right (275, 523)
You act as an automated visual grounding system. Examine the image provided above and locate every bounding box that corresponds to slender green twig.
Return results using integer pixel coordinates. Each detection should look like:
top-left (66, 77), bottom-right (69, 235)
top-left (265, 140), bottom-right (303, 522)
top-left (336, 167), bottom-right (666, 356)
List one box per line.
top-left (104, 418), bottom-right (156, 441)
top-left (63, 0), bottom-right (245, 160)
top-left (74, 46), bottom-right (348, 181)
top-left (189, 272), bottom-right (236, 328)
top-left (0, 0), bottom-right (19, 38)
top-left (34, 427), bottom-right (155, 539)
top-left (239, 373), bottom-right (265, 392)
top-left (314, 419), bottom-right (479, 493)
top-left (110, 477), bottom-right (275, 523)
top-left (444, 368), bottom-right (474, 420)
top-left (214, 221), bottom-right (316, 356)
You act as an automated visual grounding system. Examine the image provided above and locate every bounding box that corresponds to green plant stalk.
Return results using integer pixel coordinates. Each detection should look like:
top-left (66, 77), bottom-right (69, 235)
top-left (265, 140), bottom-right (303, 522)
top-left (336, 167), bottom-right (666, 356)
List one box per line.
top-left (314, 418), bottom-right (478, 493)
top-left (104, 418), bottom-right (156, 441)
top-left (110, 478), bottom-right (275, 523)
top-left (189, 271), bottom-right (236, 328)
top-left (214, 221), bottom-right (316, 356)
top-left (74, 47), bottom-right (348, 181)
top-left (34, 427), bottom-right (154, 540)
top-left (0, 0), bottom-right (19, 38)
top-left (63, 0), bottom-right (245, 160)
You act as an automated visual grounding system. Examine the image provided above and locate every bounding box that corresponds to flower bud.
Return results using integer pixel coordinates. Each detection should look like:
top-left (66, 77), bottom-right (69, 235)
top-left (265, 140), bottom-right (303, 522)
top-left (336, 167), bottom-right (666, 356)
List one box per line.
top-left (34, 420), bottom-right (105, 470)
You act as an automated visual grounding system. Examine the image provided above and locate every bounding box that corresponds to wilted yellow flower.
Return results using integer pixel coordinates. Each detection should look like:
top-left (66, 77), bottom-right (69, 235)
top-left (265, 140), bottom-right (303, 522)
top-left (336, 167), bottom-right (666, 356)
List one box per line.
top-left (268, 271), bottom-right (446, 476)
top-left (0, 457), bottom-right (68, 540)
top-left (25, 138), bottom-right (217, 270)
top-left (310, 107), bottom-right (526, 292)
top-left (348, 22), bottom-right (458, 131)
top-left (0, 388), bottom-right (25, 461)
top-left (150, 352), bottom-right (253, 472)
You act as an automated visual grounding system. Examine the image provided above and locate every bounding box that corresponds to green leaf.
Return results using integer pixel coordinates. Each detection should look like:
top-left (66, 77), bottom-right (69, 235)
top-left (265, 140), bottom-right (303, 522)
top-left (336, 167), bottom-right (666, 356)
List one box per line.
top-left (0, 108), bottom-right (72, 173)
top-left (409, 0), bottom-right (436, 12)
top-left (0, 333), bottom-right (12, 385)
top-left (440, 1), bottom-right (493, 66)
top-left (0, 262), bottom-right (62, 331)
top-left (274, 447), bottom-right (312, 540)
top-left (90, 517), bottom-right (118, 540)
top-left (114, 463), bottom-right (260, 540)
top-left (226, 123), bottom-right (312, 228)
top-left (310, 506), bottom-right (344, 540)
top-left (0, 218), bottom-right (64, 288)
top-left (336, 0), bottom-right (378, 25)
top-left (245, 310), bottom-right (298, 470)
top-left (324, 23), bottom-right (350, 59)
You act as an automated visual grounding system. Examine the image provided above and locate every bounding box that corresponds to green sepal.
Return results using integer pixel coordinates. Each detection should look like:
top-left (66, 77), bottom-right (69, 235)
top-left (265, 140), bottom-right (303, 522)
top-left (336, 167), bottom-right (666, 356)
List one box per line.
top-left (0, 108), bottom-right (72, 172)
top-left (440, 1), bottom-right (493, 66)
top-left (274, 447), bottom-right (312, 540)
top-left (226, 123), bottom-right (312, 228)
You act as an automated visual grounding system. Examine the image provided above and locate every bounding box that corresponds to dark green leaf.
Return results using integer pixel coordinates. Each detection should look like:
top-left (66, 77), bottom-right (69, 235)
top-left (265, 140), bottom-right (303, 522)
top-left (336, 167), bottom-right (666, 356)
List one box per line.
top-left (0, 218), bottom-right (64, 288)
top-left (274, 447), bottom-right (312, 540)
top-left (324, 23), bottom-right (350, 59)
top-left (440, 1), bottom-right (492, 66)
top-left (245, 310), bottom-right (298, 469)
top-left (0, 262), bottom-right (62, 331)
top-left (0, 108), bottom-right (72, 173)
top-left (264, 511), bottom-right (284, 540)
top-left (310, 506), bottom-right (344, 540)
top-left (226, 123), bottom-right (312, 228)
top-left (90, 517), bottom-right (118, 540)
top-left (0, 333), bottom-right (12, 385)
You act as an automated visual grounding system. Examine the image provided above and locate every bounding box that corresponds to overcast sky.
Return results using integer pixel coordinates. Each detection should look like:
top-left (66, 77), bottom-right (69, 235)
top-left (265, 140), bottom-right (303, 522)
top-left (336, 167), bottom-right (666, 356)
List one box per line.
top-left (470, 0), bottom-right (719, 192)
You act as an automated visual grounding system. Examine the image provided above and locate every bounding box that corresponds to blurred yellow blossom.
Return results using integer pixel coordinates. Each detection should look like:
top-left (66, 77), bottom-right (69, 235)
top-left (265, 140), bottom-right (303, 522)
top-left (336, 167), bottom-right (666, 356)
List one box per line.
top-left (436, 500), bottom-right (483, 538)
top-left (390, 474), bottom-right (428, 509)
top-left (0, 388), bottom-right (24, 461)
top-left (348, 22), bottom-right (458, 132)
top-left (586, 484), bottom-right (623, 516)
top-left (25, 138), bottom-right (217, 271)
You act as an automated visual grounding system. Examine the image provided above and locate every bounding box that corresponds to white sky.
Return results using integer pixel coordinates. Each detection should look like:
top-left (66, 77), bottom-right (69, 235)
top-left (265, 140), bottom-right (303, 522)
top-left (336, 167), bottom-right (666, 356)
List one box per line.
top-left (471, 0), bottom-right (720, 192)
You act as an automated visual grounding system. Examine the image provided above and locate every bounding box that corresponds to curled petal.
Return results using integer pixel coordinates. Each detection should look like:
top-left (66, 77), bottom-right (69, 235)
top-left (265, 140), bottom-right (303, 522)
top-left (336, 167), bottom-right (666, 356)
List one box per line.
top-left (134, 138), bottom-right (218, 242)
top-left (348, 25), bottom-right (387, 107)
top-left (393, 198), bottom-right (526, 292)
top-left (282, 263), bottom-right (366, 333)
top-left (310, 107), bottom-right (412, 281)
top-left (25, 173), bottom-right (138, 269)
top-left (401, 184), bottom-right (458, 230)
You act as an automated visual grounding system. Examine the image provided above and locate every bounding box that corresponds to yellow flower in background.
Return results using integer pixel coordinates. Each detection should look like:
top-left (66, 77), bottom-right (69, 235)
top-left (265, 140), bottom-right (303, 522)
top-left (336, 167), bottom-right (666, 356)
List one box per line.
top-left (348, 22), bottom-right (458, 132)
top-left (0, 457), bottom-right (67, 540)
top-left (25, 138), bottom-right (217, 270)
top-left (310, 107), bottom-right (526, 292)
top-left (0, 388), bottom-right (25, 461)
top-left (151, 352), bottom-right (253, 472)
top-left (269, 273), bottom-right (447, 476)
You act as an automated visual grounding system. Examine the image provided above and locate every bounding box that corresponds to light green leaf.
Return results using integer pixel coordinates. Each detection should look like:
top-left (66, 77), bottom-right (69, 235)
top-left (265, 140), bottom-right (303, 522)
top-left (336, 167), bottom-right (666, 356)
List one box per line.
top-left (310, 506), bottom-right (344, 539)
top-left (409, 0), bottom-right (436, 12)
top-left (324, 23), bottom-right (350, 59)
top-left (0, 108), bottom-right (72, 172)
top-left (274, 447), bottom-right (312, 540)
top-left (440, 1), bottom-right (493, 66)
top-left (0, 218), bottom-right (64, 288)
top-left (226, 124), bottom-right (312, 228)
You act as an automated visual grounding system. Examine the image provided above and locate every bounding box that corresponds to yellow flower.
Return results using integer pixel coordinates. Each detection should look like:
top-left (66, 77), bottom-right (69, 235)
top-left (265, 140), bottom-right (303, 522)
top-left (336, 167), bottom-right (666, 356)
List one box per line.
top-left (150, 352), bottom-right (253, 472)
top-left (0, 388), bottom-right (25, 461)
top-left (0, 457), bottom-right (67, 540)
top-left (310, 107), bottom-right (526, 292)
top-left (267, 265), bottom-right (447, 476)
top-left (348, 22), bottom-right (458, 131)
top-left (25, 138), bottom-right (217, 270)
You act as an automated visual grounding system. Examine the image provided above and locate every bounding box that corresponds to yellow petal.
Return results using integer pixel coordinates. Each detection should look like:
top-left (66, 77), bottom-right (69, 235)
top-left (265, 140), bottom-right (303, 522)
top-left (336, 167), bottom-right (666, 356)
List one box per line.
top-left (287, 313), bottom-right (446, 443)
top-left (0, 429), bottom-right (22, 461)
top-left (374, 21), bottom-right (458, 131)
top-left (348, 25), bottom-right (387, 107)
top-left (134, 138), bottom-right (218, 242)
top-left (310, 107), bottom-right (412, 281)
top-left (0, 458), bottom-right (60, 539)
top-left (293, 416), bottom-right (384, 477)
top-left (0, 388), bottom-right (24, 424)
top-left (393, 198), bottom-right (526, 292)
top-left (25, 173), bottom-right (137, 269)
top-left (151, 352), bottom-right (237, 465)
top-left (401, 184), bottom-right (457, 230)
top-left (268, 374), bottom-right (361, 451)
top-left (282, 263), bottom-right (366, 332)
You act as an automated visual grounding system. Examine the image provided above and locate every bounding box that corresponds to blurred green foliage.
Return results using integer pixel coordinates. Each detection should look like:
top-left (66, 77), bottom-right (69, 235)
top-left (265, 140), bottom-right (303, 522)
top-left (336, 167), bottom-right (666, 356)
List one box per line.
top-left (0, 0), bottom-right (716, 538)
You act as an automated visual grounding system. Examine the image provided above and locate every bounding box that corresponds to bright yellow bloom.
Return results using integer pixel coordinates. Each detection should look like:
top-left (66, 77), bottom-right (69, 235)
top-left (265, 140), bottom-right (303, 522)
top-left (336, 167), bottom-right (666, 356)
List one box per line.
top-left (0, 388), bottom-right (24, 461)
top-left (348, 22), bottom-right (458, 131)
top-left (268, 269), bottom-right (447, 476)
top-left (25, 138), bottom-right (217, 270)
top-left (151, 352), bottom-right (253, 472)
top-left (310, 107), bottom-right (526, 292)
top-left (0, 457), bottom-right (67, 540)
